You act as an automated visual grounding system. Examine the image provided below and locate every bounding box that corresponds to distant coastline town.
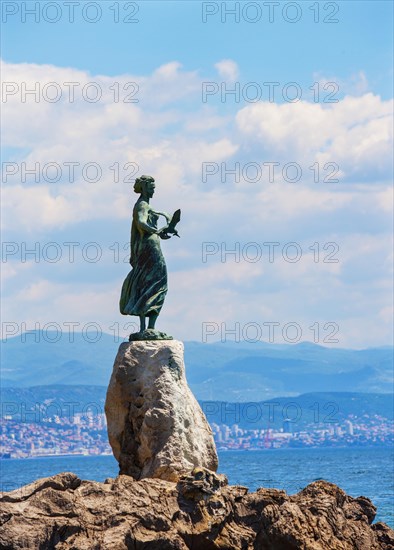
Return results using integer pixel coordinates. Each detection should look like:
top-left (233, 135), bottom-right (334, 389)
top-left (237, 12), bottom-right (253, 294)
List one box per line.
top-left (1, 411), bottom-right (392, 459)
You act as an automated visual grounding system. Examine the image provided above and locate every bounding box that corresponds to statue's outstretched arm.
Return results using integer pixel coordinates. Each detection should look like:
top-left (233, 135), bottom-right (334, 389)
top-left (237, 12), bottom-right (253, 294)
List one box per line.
top-left (152, 210), bottom-right (171, 222)
top-left (136, 203), bottom-right (168, 234)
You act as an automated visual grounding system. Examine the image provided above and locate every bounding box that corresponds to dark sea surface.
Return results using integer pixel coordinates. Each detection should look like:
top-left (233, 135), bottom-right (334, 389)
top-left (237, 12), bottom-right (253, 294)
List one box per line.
top-left (1, 447), bottom-right (393, 527)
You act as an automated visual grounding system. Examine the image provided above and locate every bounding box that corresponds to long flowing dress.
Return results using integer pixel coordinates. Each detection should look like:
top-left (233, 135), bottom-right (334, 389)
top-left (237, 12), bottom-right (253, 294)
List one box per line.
top-left (119, 202), bottom-right (167, 317)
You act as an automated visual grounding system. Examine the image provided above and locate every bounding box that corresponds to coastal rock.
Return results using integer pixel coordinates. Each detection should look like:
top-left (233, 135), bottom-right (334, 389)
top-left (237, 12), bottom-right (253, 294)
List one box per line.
top-left (1, 472), bottom-right (393, 549)
top-left (104, 339), bottom-right (218, 481)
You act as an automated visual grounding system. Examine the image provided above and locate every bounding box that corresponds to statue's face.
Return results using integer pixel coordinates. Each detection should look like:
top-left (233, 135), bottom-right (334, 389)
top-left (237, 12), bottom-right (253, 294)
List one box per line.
top-left (146, 181), bottom-right (155, 198)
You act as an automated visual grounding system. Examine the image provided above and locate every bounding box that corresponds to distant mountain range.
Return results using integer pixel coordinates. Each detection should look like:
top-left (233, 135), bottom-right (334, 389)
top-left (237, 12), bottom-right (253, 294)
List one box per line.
top-left (1, 332), bottom-right (393, 401)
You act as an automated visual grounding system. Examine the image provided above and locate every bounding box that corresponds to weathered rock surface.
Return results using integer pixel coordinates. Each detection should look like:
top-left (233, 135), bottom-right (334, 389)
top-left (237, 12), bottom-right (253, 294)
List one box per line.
top-left (1, 471), bottom-right (393, 550)
top-left (105, 340), bottom-right (218, 481)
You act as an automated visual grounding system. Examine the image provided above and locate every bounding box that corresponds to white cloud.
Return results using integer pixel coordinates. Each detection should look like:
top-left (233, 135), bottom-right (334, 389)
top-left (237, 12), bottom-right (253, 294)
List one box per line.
top-left (1, 59), bottom-right (393, 347)
top-left (214, 59), bottom-right (239, 82)
top-left (312, 71), bottom-right (369, 97)
top-left (235, 94), bottom-right (393, 182)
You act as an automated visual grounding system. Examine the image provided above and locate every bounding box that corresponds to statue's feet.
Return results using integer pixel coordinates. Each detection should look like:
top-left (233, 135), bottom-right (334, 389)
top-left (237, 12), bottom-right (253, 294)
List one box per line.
top-left (129, 329), bottom-right (173, 341)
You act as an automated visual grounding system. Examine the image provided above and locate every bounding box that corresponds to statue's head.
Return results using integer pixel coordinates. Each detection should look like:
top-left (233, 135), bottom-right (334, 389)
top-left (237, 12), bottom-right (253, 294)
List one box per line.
top-left (134, 175), bottom-right (155, 199)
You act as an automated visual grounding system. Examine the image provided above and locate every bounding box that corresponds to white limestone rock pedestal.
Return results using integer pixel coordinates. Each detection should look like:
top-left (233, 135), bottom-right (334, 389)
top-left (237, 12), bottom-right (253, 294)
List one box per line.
top-left (105, 340), bottom-right (218, 481)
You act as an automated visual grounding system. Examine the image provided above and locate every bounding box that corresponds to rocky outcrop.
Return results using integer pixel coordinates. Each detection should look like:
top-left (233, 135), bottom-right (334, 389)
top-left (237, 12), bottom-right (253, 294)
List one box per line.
top-left (1, 471), bottom-right (393, 549)
top-left (105, 340), bottom-right (218, 481)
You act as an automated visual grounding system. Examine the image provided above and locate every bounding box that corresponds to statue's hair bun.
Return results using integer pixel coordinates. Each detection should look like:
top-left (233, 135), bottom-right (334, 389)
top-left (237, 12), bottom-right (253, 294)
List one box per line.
top-left (134, 175), bottom-right (155, 194)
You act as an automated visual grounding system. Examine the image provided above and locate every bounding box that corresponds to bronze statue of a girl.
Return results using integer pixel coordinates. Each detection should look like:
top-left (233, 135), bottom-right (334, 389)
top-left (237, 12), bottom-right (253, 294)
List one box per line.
top-left (120, 175), bottom-right (180, 340)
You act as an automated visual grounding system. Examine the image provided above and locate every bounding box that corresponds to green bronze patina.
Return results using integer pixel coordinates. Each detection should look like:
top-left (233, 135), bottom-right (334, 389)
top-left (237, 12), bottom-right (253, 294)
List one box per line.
top-left (120, 175), bottom-right (180, 341)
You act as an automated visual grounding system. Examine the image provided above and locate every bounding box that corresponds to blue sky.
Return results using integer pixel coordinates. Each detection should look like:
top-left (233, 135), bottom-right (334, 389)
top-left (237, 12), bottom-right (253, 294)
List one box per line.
top-left (1, 1), bottom-right (393, 347)
top-left (3, 1), bottom-right (393, 96)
